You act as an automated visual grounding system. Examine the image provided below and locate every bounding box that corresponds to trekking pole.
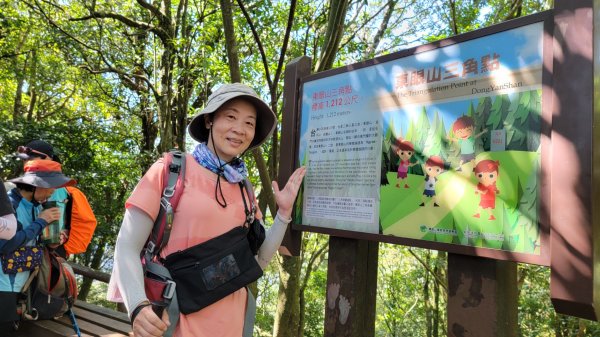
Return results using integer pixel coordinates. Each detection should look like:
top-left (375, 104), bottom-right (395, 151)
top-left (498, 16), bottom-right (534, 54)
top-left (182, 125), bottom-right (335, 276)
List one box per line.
top-left (68, 309), bottom-right (82, 337)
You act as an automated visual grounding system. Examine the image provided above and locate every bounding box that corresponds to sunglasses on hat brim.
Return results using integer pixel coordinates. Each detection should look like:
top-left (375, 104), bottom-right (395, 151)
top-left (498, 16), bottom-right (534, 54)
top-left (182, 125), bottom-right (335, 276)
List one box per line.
top-left (17, 146), bottom-right (50, 160)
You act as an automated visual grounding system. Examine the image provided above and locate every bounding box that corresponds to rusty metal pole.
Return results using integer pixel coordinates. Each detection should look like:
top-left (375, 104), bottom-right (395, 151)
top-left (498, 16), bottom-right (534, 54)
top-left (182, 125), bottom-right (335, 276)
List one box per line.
top-left (324, 236), bottom-right (378, 337)
top-left (447, 254), bottom-right (518, 337)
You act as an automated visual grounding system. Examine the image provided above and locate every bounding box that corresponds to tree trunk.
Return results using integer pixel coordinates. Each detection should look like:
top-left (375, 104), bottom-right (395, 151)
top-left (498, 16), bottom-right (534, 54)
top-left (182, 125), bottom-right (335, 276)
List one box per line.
top-left (365, 0), bottom-right (396, 58)
top-left (78, 238), bottom-right (107, 301)
top-left (13, 56), bottom-right (26, 120)
top-left (12, 27), bottom-right (30, 122)
top-left (157, 46), bottom-right (175, 153)
top-left (173, 0), bottom-right (191, 151)
top-left (424, 251), bottom-right (432, 337)
top-left (133, 27), bottom-right (158, 169)
top-left (26, 49), bottom-right (38, 117)
top-left (156, 0), bottom-right (176, 153)
top-left (316, 0), bottom-right (350, 72)
top-left (448, 0), bottom-right (459, 35)
top-left (433, 251), bottom-right (444, 337)
top-left (220, 0), bottom-right (241, 83)
top-left (273, 255), bottom-right (302, 337)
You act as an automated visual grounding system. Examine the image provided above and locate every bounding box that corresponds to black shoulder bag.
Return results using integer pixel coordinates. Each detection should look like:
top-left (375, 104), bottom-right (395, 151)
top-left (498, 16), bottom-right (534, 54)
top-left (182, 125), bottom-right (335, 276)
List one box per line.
top-left (164, 180), bottom-right (265, 314)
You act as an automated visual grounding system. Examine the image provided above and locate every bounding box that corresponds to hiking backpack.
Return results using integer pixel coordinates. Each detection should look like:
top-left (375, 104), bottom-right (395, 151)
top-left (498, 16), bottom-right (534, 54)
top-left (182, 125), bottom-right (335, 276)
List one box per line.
top-left (63, 186), bottom-right (97, 255)
top-left (19, 247), bottom-right (78, 321)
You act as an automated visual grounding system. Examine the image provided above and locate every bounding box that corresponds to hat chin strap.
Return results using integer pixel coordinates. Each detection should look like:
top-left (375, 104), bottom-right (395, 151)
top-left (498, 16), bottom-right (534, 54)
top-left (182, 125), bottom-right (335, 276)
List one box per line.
top-left (208, 124), bottom-right (241, 208)
top-left (207, 123), bottom-right (244, 168)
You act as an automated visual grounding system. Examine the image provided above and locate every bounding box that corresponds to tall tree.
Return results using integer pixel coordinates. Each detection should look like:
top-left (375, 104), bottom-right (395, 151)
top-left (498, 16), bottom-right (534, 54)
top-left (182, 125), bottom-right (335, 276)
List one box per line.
top-left (26, 0), bottom-right (226, 155)
top-left (316, 0), bottom-right (350, 72)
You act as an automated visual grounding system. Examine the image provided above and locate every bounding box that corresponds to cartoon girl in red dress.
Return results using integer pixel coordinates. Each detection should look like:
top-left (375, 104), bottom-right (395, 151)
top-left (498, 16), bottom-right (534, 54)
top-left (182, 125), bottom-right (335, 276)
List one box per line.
top-left (473, 159), bottom-right (500, 220)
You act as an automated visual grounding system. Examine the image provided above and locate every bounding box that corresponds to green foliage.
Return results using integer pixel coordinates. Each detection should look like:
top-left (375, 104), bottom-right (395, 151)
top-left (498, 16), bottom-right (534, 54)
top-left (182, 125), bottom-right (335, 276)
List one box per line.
top-left (376, 245), bottom-right (446, 337)
top-left (518, 264), bottom-right (600, 337)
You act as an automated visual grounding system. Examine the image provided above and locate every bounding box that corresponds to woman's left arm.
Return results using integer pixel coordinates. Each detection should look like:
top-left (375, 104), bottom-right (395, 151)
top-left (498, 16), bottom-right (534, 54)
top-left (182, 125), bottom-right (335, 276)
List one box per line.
top-left (256, 167), bottom-right (306, 269)
top-left (0, 218), bottom-right (47, 253)
top-left (0, 213), bottom-right (16, 240)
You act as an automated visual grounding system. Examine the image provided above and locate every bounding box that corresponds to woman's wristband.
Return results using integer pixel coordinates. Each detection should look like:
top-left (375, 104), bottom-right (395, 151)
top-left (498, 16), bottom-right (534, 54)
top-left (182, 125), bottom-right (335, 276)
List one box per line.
top-left (130, 300), bottom-right (152, 325)
top-left (275, 211), bottom-right (292, 224)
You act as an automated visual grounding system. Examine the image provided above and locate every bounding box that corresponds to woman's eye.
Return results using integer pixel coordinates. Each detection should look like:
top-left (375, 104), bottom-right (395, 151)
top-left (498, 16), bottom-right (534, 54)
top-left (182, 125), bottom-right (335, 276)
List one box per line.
top-left (478, 173), bottom-right (483, 178)
top-left (489, 174), bottom-right (494, 178)
top-left (400, 152), bottom-right (404, 156)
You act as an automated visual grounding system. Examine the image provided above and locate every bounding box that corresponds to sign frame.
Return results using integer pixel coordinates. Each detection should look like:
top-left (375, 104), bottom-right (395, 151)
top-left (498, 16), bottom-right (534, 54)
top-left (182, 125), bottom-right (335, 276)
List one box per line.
top-left (289, 10), bottom-right (554, 266)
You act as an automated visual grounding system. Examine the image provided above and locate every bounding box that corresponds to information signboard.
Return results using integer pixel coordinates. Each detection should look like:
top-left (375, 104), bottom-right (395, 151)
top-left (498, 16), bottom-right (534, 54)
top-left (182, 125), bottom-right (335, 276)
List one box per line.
top-left (293, 13), bottom-right (552, 265)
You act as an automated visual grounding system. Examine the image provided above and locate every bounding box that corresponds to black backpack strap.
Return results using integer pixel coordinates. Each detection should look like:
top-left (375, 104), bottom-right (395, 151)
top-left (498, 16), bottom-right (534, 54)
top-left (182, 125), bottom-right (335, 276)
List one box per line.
top-left (144, 151), bottom-right (185, 337)
top-left (241, 179), bottom-right (265, 255)
top-left (146, 150), bottom-right (186, 258)
top-left (240, 179), bottom-right (257, 225)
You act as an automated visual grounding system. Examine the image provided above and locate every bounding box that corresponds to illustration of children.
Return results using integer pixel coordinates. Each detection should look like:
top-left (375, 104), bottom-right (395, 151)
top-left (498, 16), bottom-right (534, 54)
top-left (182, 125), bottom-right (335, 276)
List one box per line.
top-left (473, 159), bottom-right (500, 220)
top-left (449, 116), bottom-right (488, 170)
top-left (420, 156), bottom-right (445, 207)
top-left (395, 138), bottom-right (417, 188)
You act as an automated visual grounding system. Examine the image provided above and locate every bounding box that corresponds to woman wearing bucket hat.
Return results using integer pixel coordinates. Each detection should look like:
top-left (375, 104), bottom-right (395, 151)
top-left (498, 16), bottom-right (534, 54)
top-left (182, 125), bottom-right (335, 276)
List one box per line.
top-left (109, 83), bottom-right (306, 337)
top-left (0, 160), bottom-right (75, 333)
top-left (15, 139), bottom-right (97, 259)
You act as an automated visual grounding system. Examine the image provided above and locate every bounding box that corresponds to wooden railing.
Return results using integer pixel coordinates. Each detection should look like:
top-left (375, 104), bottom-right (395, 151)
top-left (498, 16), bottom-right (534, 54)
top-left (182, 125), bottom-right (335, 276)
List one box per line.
top-left (68, 262), bottom-right (111, 283)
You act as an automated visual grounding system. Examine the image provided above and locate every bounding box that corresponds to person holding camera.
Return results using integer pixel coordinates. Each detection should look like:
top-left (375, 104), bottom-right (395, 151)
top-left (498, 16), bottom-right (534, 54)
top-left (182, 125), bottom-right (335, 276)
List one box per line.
top-left (0, 160), bottom-right (75, 335)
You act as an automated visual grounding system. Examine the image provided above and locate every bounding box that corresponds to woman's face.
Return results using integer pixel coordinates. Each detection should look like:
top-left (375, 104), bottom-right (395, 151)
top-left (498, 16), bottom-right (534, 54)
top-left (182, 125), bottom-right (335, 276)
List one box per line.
top-left (33, 187), bottom-right (55, 203)
top-left (206, 98), bottom-right (257, 162)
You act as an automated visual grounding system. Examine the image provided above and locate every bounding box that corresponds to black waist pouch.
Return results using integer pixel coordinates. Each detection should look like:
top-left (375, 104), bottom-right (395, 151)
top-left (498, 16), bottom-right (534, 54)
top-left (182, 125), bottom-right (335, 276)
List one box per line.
top-left (165, 226), bottom-right (263, 314)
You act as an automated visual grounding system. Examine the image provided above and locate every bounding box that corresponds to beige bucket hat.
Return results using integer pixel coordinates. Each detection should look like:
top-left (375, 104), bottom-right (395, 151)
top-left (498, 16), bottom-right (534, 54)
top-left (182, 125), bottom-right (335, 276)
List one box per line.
top-left (188, 83), bottom-right (277, 152)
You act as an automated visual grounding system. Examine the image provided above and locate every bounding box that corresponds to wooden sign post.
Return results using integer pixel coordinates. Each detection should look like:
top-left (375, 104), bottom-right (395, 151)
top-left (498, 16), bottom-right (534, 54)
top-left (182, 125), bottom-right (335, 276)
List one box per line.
top-left (550, 0), bottom-right (600, 320)
top-left (447, 255), bottom-right (517, 337)
top-left (324, 237), bottom-right (378, 337)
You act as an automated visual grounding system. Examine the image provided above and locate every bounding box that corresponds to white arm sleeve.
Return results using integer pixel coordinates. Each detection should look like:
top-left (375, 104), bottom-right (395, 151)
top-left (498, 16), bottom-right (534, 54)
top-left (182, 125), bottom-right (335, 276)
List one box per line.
top-left (0, 214), bottom-right (17, 240)
top-left (256, 212), bottom-right (291, 269)
top-left (114, 206), bottom-right (154, 315)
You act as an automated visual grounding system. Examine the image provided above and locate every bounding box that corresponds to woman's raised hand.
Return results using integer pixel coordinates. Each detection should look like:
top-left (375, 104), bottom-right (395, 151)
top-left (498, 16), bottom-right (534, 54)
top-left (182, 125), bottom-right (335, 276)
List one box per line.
top-left (272, 166), bottom-right (306, 219)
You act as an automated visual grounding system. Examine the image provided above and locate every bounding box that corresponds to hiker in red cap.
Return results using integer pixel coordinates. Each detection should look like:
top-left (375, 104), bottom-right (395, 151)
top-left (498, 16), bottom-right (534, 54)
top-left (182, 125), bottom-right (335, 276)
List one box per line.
top-left (0, 160), bottom-right (75, 334)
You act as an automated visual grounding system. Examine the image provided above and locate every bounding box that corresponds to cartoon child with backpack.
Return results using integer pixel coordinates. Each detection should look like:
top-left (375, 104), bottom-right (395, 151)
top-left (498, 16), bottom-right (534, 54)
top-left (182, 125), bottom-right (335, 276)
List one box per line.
top-left (448, 116), bottom-right (488, 171)
top-left (394, 138), bottom-right (417, 188)
top-left (419, 156), bottom-right (445, 207)
top-left (473, 159), bottom-right (501, 220)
